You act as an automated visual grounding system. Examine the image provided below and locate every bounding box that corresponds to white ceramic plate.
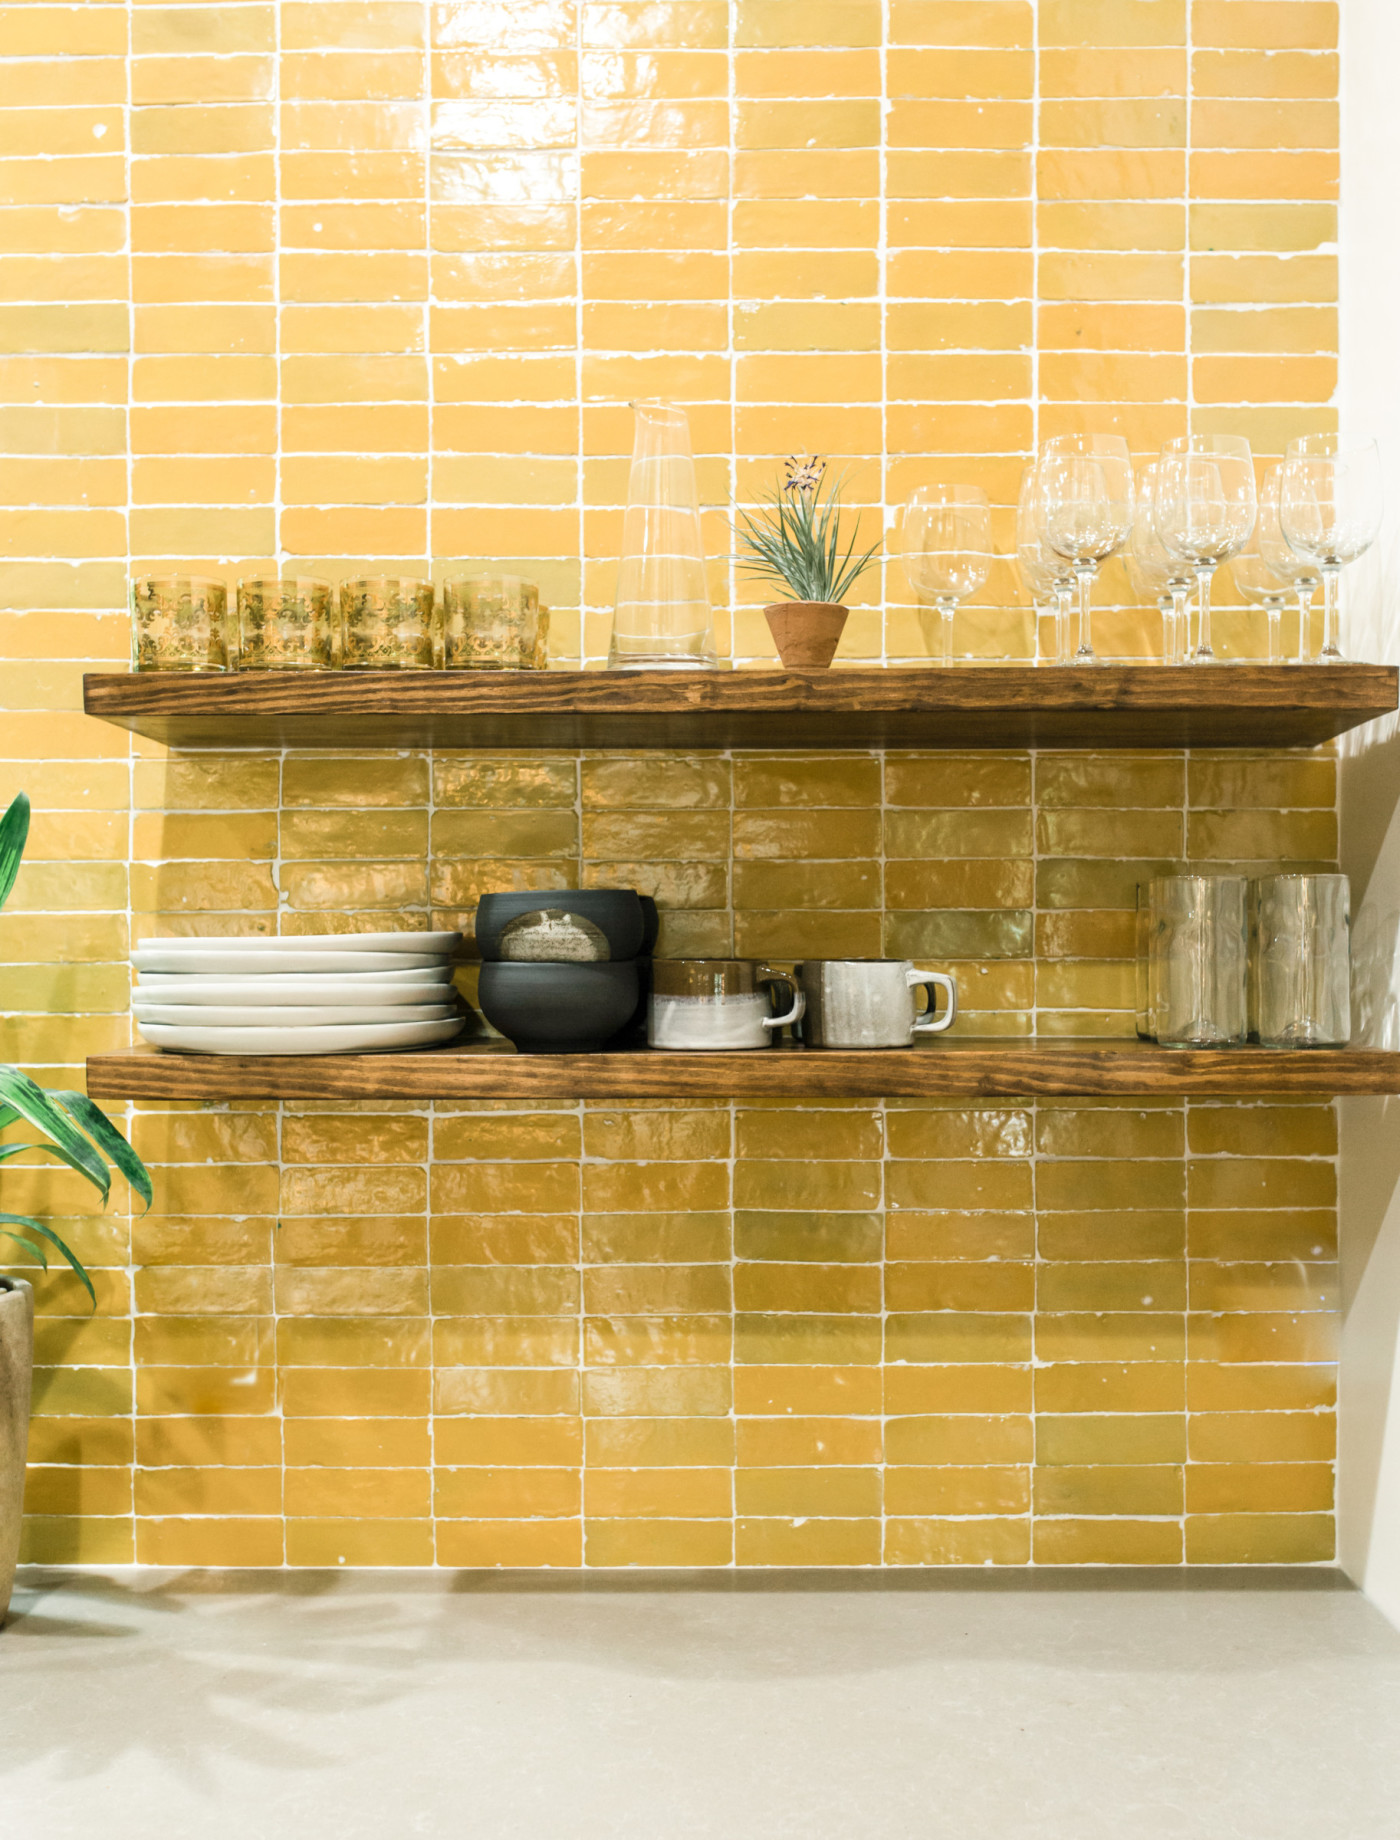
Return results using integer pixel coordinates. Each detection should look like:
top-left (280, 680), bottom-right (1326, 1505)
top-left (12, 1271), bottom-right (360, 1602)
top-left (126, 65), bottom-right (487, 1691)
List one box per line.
top-left (143, 930), bottom-right (462, 956)
top-left (133, 946), bottom-right (449, 975)
top-left (133, 970), bottom-right (455, 1005)
top-left (136, 1015), bottom-right (468, 1055)
top-left (133, 1003), bottom-right (460, 1028)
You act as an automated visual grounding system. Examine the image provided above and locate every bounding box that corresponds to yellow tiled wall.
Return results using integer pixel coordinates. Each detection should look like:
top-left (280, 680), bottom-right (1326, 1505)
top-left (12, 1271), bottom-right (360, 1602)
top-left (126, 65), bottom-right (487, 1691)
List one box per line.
top-left (1, 0), bottom-right (1341, 1565)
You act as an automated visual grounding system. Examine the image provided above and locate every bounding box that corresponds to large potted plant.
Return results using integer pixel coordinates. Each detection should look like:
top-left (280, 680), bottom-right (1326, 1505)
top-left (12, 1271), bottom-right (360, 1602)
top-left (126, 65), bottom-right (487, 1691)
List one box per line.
top-left (0, 792), bottom-right (151, 1625)
top-left (735, 455), bottom-right (882, 668)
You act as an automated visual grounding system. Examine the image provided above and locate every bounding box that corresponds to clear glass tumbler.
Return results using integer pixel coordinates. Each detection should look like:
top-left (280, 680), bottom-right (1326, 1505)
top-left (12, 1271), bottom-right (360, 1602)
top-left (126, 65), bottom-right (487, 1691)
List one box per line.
top-left (442, 575), bottom-right (540, 669)
top-left (1254, 873), bottom-right (1351, 1047)
top-left (609, 400), bottom-right (717, 670)
top-left (130, 576), bottom-right (228, 671)
top-left (340, 577), bottom-right (437, 669)
top-left (236, 577), bottom-right (335, 669)
top-left (1148, 874), bottom-right (1249, 1047)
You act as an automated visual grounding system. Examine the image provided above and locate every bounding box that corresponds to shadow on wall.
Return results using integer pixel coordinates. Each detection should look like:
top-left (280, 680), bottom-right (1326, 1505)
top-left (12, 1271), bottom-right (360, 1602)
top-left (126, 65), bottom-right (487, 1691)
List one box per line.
top-left (1339, 514), bottom-right (1400, 1618)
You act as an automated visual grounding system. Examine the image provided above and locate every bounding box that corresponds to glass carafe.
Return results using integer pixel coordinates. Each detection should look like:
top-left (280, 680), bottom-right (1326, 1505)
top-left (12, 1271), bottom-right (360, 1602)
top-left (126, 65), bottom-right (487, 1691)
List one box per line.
top-left (608, 400), bottom-right (717, 670)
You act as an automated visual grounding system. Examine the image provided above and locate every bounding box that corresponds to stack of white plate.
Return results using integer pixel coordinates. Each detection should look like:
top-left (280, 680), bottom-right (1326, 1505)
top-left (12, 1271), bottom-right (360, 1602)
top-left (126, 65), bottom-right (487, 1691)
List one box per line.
top-left (132, 931), bottom-right (467, 1055)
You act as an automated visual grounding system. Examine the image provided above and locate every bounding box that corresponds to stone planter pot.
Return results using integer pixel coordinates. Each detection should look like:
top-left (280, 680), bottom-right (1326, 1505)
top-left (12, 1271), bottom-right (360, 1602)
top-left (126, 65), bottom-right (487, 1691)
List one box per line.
top-left (0, 1277), bottom-right (33, 1628)
top-left (764, 601), bottom-right (848, 669)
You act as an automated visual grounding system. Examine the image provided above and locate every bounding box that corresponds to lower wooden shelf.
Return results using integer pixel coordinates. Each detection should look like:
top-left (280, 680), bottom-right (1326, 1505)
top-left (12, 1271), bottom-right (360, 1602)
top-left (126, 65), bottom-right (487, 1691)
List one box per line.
top-left (84, 1039), bottom-right (1400, 1102)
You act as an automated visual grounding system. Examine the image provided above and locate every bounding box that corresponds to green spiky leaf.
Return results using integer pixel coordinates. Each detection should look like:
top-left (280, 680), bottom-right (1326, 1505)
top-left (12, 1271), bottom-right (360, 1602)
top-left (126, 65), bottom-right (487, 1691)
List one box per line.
top-left (53, 1089), bottom-right (153, 1212)
top-left (0, 1066), bottom-right (109, 1202)
top-left (0, 792), bottom-right (28, 912)
top-left (733, 462), bottom-right (881, 607)
top-left (0, 1213), bottom-right (93, 1305)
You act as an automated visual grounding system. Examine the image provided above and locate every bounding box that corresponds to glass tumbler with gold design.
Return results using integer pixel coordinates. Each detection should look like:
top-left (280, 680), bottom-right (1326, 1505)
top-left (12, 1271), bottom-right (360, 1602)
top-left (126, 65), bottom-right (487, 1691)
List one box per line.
top-left (442, 574), bottom-right (541, 669)
top-left (340, 577), bottom-right (438, 669)
top-left (130, 576), bottom-right (228, 672)
top-left (235, 577), bottom-right (336, 669)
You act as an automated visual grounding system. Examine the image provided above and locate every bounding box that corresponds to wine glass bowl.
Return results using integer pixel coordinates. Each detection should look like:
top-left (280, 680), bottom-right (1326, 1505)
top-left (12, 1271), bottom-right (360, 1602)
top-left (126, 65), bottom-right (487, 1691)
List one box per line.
top-left (1279, 435), bottom-right (1383, 662)
top-left (1036, 434), bottom-right (1134, 664)
top-left (1256, 463), bottom-right (1321, 662)
top-left (1015, 465), bottom-right (1075, 664)
top-left (1153, 435), bottom-right (1256, 662)
top-left (1126, 461), bottom-right (1194, 665)
top-left (902, 484), bottom-right (994, 666)
top-left (1228, 540), bottom-right (1293, 665)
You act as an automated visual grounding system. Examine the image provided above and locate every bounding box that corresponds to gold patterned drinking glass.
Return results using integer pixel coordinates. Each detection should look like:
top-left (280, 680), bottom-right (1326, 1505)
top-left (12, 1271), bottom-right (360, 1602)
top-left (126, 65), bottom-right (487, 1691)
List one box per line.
top-left (443, 574), bottom-right (540, 669)
top-left (130, 576), bottom-right (228, 672)
top-left (235, 577), bottom-right (335, 669)
top-left (340, 576), bottom-right (437, 669)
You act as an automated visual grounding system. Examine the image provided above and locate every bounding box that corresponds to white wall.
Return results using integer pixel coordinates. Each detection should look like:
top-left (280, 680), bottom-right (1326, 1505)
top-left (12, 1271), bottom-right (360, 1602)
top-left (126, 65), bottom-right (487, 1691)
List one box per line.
top-left (1337, 0), bottom-right (1400, 1625)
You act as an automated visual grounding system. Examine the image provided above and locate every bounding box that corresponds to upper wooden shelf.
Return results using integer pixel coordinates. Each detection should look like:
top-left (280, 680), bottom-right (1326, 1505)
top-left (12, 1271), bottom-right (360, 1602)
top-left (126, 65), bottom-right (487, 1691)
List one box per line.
top-left (81, 664), bottom-right (1397, 752)
top-left (85, 1040), bottom-right (1400, 1103)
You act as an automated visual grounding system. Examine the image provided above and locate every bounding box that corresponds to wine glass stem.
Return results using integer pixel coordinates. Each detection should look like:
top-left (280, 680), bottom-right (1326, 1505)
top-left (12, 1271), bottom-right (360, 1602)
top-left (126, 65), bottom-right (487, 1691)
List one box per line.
top-left (1169, 587), bottom-right (1191, 665)
top-left (1267, 604), bottom-right (1283, 666)
top-left (1056, 586), bottom-right (1075, 665)
top-left (1321, 568), bottom-right (1343, 661)
top-left (936, 598), bottom-right (956, 666)
top-left (1194, 567), bottom-right (1214, 661)
top-left (1074, 565), bottom-right (1096, 663)
top-left (1296, 588), bottom-right (1314, 664)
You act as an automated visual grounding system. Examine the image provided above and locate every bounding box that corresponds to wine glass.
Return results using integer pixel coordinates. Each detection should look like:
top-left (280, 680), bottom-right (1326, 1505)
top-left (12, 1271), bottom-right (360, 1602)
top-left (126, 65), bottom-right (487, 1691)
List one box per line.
top-left (1256, 463), bottom-right (1321, 662)
top-left (902, 485), bottom-right (993, 666)
top-left (1126, 462), bottom-right (1194, 665)
top-left (1227, 532), bottom-right (1292, 665)
top-left (1279, 435), bottom-right (1383, 662)
top-left (1036, 434), bottom-right (1133, 665)
top-left (1015, 466), bottom-right (1075, 664)
top-left (1153, 434), bottom-right (1256, 662)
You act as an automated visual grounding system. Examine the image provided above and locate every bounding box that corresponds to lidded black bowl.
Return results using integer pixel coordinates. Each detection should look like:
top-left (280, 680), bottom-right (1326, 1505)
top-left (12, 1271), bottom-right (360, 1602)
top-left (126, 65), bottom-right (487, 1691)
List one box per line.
top-left (475, 889), bottom-right (648, 963)
top-left (477, 960), bottom-right (640, 1054)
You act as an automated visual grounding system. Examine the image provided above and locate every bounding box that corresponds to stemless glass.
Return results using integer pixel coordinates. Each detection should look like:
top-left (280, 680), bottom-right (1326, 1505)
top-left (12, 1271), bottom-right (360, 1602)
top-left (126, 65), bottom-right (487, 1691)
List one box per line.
top-left (130, 576), bottom-right (228, 672)
top-left (1227, 532), bottom-right (1291, 666)
top-left (340, 576), bottom-right (437, 669)
top-left (1256, 463), bottom-right (1321, 663)
top-left (1016, 465), bottom-right (1076, 664)
top-left (1254, 873), bottom-right (1351, 1047)
top-left (901, 484), bottom-right (993, 666)
top-left (1153, 435), bottom-right (1256, 663)
top-left (235, 577), bottom-right (335, 669)
top-left (1279, 435), bottom-right (1384, 662)
top-left (1149, 874), bottom-right (1249, 1047)
top-left (443, 575), bottom-right (541, 669)
top-left (1037, 434), bottom-right (1134, 665)
top-left (1126, 462), bottom-right (1193, 665)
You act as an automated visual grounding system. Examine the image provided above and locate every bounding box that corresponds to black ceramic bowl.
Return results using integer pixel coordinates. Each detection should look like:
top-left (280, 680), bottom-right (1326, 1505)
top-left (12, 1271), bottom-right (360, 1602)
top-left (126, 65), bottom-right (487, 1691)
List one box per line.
top-left (475, 889), bottom-right (647, 963)
top-left (477, 961), bottom-right (641, 1054)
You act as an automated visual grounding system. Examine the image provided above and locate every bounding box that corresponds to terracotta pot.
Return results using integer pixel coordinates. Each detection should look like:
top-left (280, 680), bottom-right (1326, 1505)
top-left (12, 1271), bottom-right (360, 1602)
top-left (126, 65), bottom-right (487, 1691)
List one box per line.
top-left (764, 601), bottom-right (848, 669)
top-left (0, 1277), bottom-right (32, 1629)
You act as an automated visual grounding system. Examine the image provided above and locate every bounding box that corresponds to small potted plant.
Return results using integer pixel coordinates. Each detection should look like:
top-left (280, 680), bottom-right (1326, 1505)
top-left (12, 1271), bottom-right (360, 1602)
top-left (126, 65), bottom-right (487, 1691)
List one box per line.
top-left (734, 456), bottom-right (882, 668)
top-left (0, 792), bottom-right (151, 1626)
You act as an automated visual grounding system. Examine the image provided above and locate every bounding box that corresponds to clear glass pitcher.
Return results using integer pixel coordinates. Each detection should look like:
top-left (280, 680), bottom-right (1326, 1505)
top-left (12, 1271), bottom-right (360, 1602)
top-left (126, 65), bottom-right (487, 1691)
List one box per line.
top-left (608, 400), bottom-right (718, 670)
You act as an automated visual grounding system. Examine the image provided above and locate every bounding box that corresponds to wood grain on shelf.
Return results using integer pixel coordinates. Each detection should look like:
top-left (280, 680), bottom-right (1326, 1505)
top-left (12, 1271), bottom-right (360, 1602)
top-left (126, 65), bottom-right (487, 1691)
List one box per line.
top-left (81, 664), bottom-right (1398, 752)
top-left (85, 1040), bottom-right (1400, 1102)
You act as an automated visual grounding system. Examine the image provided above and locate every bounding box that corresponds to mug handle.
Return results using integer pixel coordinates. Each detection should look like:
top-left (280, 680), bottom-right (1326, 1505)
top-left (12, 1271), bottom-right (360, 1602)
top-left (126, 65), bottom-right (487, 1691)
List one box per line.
top-left (758, 970), bottom-right (806, 1033)
top-left (908, 969), bottom-right (957, 1035)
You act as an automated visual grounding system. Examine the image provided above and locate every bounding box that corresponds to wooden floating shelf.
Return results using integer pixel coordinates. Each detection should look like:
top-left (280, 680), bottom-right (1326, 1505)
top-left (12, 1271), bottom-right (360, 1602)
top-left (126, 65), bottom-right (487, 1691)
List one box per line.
top-left (85, 1040), bottom-right (1400, 1103)
top-left (82, 664), bottom-right (1397, 753)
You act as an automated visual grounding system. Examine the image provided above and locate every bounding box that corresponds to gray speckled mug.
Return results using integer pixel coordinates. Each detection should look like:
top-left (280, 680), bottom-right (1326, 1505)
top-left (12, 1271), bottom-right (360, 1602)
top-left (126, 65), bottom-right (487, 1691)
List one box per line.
top-left (796, 959), bottom-right (957, 1048)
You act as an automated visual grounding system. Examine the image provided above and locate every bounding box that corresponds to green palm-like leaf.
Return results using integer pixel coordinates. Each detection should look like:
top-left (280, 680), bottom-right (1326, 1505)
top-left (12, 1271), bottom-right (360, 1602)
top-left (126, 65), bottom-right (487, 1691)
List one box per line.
top-left (0, 1066), bottom-right (109, 1202)
top-left (734, 467), bottom-right (881, 606)
top-left (53, 1089), bottom-right (153, 1212)
top-left (0, 1212), bottom-right (93, 1305)
top-left (0, 792), bottom-right (28, 912)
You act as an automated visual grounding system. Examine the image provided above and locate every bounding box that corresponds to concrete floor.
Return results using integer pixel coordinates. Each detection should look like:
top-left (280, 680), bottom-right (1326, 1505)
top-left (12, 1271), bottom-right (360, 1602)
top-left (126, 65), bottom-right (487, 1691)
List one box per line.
top-left (3, 1568), bottom-right (1400, 1839)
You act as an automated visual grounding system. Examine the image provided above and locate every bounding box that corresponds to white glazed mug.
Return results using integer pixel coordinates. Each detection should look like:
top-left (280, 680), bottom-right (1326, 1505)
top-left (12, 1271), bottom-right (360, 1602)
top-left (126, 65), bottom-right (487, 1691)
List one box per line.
top-left (795, 959), bottom-right (957, 1048)
top-left (648, 959), bottom-right (805, 1051)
